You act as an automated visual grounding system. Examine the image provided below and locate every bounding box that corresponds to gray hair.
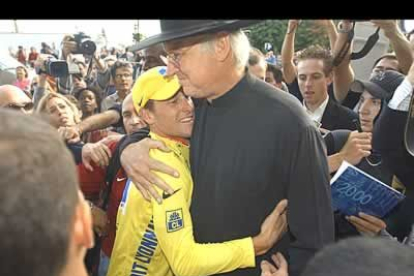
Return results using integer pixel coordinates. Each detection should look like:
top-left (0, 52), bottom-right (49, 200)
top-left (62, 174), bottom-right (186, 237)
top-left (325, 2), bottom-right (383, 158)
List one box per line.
top-left (200, 30), bottom-right (251, 69)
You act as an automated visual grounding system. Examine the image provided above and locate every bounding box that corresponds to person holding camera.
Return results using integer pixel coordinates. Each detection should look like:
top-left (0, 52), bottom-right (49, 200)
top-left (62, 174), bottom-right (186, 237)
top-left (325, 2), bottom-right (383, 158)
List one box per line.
top-left (58, 33), bottom-right (99, 95)
top-left (32, 54), bottom-right (61, 108)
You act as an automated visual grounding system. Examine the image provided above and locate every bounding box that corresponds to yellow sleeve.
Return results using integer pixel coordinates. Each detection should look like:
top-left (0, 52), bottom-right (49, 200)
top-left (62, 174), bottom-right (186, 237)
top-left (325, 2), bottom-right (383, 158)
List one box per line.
top-left (152, 177), bottom-right (255, 276)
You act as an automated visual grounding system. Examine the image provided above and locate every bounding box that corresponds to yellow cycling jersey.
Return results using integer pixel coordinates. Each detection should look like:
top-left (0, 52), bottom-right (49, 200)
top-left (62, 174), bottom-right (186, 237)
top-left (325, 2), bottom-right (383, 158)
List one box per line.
top-left (107, 132), bottom-right (255, 276)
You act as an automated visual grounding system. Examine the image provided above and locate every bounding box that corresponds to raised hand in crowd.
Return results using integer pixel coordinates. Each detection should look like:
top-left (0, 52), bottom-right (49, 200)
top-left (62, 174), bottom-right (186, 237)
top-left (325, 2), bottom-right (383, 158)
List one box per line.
top-left (92, 51), bottom-right (107, 73)
top-left (34, 54), bottom-right (51, 74)
top-left (346, 212), bottom-right (387, 236)
top-left (61, 35), bottom-right (78, 59)
top-left (32, 54), bottom-right (56, 106)
top-left (82, 141), bottom-right (112, 171)
top-left (281, 20), bottom-right (301, 83)
top-left (371, 20), bottom-right (401, 37)
top-left (312, 20), bottom-right (335, 28)
top-left (313, 20), bottom-right (337, 49)
top-left (287, 20), bottom-right (300, 34)
top-left (371, 20), bottom-right (413, 75)
top-left (120, 138), bottom-right (177, 203)
top-left (331, 20), bottom-right (355, 103)
top-left (260, 253), bottom-right (289, 276)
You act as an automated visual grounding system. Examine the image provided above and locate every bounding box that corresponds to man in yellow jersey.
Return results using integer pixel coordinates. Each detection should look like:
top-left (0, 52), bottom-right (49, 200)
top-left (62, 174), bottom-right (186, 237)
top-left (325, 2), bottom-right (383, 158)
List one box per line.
top-left (107, 66), bottom-right (288, 276)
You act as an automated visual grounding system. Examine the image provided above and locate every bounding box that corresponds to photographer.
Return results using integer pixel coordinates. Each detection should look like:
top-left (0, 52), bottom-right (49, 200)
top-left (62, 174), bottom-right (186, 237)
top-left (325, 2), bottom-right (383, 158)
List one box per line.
top-left (58, 33), bottom-right (100, 95)
top-left (32, 54), bottom-right (59, 108)
top-left (92, 54), bottom-right (117, 97)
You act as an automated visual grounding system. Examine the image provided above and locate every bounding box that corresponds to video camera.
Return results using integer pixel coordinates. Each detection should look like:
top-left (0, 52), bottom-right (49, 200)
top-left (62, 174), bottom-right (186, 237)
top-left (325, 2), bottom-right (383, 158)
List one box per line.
top-left (72, 32), bottom-right (97, 56)
top-left (35, 56), bottom-right (68, 78)
top-left (35, 33), bottom-right (97, 78)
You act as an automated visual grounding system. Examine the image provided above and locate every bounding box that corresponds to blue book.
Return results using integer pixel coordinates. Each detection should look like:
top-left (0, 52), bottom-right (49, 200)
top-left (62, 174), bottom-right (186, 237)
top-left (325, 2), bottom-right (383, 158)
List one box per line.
top-left (330, 161), bottom-right (405, 218)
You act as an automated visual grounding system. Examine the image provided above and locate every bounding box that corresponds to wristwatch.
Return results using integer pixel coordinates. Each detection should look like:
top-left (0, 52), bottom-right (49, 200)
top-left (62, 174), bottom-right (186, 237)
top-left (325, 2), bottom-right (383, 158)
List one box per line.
top-left (338, 21), bottom-right (353, 33)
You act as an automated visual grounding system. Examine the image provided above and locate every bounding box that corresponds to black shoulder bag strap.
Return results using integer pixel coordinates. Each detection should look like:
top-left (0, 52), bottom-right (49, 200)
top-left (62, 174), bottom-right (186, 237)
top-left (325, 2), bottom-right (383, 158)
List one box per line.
top-left (333, 21), bottom-right (381, 67)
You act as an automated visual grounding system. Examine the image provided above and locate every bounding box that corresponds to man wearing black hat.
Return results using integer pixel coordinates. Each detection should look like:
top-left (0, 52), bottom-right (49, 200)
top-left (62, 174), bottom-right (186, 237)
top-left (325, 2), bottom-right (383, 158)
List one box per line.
top-left (120, 20), bottom-right (334, 276)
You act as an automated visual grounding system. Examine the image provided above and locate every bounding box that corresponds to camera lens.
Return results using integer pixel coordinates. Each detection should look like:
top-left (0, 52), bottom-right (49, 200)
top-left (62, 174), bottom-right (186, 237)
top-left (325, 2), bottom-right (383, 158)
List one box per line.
top-left (80, 40), bottom-right (96, 56)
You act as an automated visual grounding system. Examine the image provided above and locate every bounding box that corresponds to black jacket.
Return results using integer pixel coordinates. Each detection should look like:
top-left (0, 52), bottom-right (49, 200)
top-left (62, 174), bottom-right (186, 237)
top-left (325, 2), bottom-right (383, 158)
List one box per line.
top-left (321, 97), bottom-right (358, 131)
top-left (374, 105), bottom-right (414, 240)
top-left (374, 105), bottom-right (414, 191)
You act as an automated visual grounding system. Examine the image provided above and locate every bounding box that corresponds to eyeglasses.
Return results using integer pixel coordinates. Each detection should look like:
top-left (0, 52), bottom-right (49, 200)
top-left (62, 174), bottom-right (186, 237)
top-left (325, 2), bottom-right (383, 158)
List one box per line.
top-left (115, 73), bottom-right (133, 79)
top-left (164, 44), bottom-right (197, 68)
top-left (163, 34), bottom-right (213, 68)
top-left (372, 67), bottom-right (399, 75)
top-left (5, 102), bottom-right (34, 112)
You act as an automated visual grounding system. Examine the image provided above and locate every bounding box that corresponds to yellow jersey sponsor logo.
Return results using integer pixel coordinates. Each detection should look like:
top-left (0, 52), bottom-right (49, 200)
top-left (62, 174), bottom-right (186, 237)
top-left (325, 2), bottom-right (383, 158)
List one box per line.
top-left (166, 209), bottom-right (184, 233)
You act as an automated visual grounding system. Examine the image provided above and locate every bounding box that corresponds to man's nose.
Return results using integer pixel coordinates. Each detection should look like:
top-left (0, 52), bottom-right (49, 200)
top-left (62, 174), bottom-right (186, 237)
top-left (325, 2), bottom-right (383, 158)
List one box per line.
top-left (359, 102), bottom-right (369, 115)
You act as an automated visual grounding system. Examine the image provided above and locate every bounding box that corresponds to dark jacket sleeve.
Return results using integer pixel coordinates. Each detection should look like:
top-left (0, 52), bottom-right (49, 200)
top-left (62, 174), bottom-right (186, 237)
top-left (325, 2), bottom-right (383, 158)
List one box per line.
top-left (118, 127), bottom-right (150, 154)
top-left (66, 142), bottom-right (84, 164)
top-left (374, 105), bottom-right (414, 240)
top-left (373, 105), bottom-right (414, 190)
top-left (321, 100), bottom-right (358, 131)
top-left (287, 124), bottom-right (335, 276)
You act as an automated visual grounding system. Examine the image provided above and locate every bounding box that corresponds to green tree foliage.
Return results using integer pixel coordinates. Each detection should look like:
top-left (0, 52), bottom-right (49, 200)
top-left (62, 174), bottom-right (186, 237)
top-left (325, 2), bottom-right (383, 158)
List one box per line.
top-left (133, 32), bottom-right (145, 43)
top-left (246, 20), bottom-right (330, 54)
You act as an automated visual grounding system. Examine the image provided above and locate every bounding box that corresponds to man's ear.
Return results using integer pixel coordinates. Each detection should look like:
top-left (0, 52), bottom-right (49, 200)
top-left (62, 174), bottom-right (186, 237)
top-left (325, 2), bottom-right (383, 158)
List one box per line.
top-left (214, 33), bottom-right (232, 62)
top-left (326, 72), bottom-right (334, 86)
top-left (71, 191), bottom-right (94, 250)
top-left (140, 108), bottom-right (155, 125)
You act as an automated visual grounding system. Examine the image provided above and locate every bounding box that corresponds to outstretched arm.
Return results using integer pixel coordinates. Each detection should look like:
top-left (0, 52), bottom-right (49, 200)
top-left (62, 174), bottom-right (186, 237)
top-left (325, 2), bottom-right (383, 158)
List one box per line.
top-left (372, 20), bottom-right (413, 75)
top-left (281, 20), bottom-right (300, 84)
top-left (152, 159), bottom-right (288, 276)
top-left (332, 20), bottom-right (356, 103)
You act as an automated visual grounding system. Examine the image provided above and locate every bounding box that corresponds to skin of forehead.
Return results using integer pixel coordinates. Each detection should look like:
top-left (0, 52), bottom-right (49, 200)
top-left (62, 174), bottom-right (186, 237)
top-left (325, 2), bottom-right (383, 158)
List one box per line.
top-left (375, 58), bottom-right (399, 70)
top-left (122, 94), bottom-right (134, 111)
top-left (0, 85), bottom-right (30, 105)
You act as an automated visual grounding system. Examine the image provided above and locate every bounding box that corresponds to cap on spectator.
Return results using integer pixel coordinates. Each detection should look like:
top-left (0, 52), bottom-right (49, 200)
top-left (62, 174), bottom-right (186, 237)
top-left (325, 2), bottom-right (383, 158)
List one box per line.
top-left (351, 70), bottom-right (405, 101)
top-left (132, 66), bottom-right (181, 112)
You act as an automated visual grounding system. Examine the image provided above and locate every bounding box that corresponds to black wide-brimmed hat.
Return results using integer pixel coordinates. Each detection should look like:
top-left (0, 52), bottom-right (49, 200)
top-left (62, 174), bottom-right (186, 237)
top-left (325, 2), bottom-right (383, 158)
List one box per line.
top-left (131, 20), bottom-right (262, 51)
